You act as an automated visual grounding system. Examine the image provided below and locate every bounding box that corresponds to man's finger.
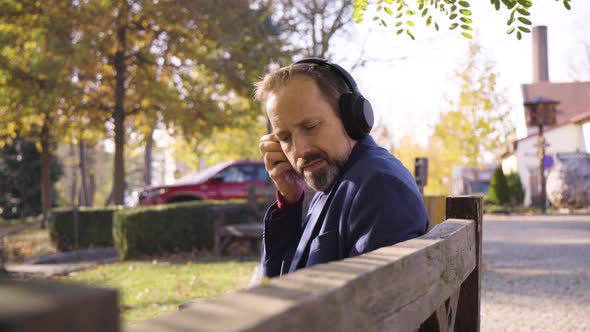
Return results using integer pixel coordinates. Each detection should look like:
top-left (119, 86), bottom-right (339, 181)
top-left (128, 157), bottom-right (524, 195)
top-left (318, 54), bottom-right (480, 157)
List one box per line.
top-left (259, 140), bottom-right (283, 154)
top-left (260, 133), bottom-right (278, 142)
top-left (264, 152), bottom-right (289, 170)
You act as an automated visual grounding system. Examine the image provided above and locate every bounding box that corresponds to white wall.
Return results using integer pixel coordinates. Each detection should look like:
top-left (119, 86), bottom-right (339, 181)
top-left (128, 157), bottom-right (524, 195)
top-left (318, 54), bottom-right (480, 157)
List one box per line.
top-left (515, 123), bottom-right (584, 205)
top-left (501, 154), bottom-right (518, 174)
top-left (582, 121), bottom-right (590, 153)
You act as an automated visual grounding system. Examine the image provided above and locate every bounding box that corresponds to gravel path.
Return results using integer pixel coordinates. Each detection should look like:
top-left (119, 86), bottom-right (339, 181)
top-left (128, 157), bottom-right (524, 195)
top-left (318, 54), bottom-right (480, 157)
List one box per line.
top-left (482, 214), bottom-right (590, 332)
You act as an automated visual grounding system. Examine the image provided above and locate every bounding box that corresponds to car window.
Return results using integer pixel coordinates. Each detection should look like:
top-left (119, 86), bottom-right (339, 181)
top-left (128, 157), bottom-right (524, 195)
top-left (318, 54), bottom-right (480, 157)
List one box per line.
top-left (238, 165), bottom-right (259, 181)
top-left (256, 165), bottom-right (270, 181)
top-left (217, 166), bottom-right (244, 182)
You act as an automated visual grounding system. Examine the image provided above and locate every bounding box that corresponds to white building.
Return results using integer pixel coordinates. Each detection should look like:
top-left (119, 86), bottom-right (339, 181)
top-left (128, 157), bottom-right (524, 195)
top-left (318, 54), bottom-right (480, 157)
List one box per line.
top-left (501, 26), bottom-right (590, 206)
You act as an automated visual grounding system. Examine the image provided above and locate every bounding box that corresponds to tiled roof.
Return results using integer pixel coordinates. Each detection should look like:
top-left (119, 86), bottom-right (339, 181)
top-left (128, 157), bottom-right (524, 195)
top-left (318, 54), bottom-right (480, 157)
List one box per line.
top-left (522, 81), bottom-right (590, 126)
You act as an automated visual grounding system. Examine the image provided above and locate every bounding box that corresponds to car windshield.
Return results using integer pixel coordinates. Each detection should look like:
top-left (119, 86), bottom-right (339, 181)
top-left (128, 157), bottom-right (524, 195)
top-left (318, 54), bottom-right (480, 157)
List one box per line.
top-left (174, 161), bottom-right (232, 185)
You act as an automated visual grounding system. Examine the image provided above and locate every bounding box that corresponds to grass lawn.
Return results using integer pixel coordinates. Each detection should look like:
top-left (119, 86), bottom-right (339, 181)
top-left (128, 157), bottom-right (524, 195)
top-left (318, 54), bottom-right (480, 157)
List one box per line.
top-left (54, 256), bottom-right (259, 323)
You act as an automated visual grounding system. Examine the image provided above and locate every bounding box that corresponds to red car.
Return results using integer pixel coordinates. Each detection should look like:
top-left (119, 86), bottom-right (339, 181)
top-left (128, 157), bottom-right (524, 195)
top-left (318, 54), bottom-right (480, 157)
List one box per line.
top-left (138, 160), bottom-right (272, 206)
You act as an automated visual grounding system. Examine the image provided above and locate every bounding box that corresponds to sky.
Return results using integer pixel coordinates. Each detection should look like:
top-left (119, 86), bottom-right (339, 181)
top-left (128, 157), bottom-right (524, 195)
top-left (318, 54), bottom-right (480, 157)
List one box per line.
top-left (331, 1), bottom-right (590, 146)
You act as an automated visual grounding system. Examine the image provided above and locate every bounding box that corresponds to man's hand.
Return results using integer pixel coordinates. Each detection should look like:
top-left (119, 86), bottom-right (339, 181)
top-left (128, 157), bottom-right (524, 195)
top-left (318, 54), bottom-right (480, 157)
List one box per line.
top-left (259, 134), bottom-right (305, 204)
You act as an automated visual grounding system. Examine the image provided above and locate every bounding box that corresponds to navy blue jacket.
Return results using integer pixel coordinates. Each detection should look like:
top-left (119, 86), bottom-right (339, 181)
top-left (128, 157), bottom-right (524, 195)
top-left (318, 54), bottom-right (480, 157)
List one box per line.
top-left (261, 136), bottom-right (428, 277)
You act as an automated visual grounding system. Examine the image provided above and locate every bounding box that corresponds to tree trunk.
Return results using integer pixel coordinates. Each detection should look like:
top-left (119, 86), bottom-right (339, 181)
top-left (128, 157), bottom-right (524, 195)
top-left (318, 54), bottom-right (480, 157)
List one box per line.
top-left (88, 145), bottom-right (96, 206)
top-left (79, 139), bottom-right (90, 206)
top-left (40, 116), bottom-right (51, 229)
top-left (112, 21), bottom-right (127, 206)
top-left (69, 142), bottom-right (78, 206)
top-left (144, 127), bottom-right (154, 186)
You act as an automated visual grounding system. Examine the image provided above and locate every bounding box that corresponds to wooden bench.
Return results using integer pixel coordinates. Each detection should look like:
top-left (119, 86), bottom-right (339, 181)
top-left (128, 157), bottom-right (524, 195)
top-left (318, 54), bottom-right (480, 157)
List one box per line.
top-left (0, 196), bottom-right (482, 332)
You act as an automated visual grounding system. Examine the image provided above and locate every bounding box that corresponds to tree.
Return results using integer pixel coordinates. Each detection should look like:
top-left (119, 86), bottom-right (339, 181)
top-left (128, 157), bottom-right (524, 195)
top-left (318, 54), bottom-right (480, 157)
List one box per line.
top-left (266, 0), bottom-right (354, 59)
top-left (0, 138), bottom-right (62, 219)
top-left (487, 166), bottom-right (510, 205)
top-left (506, 172), bottom-right (524, 206)
top-left (0, 0), bottom-right (77, 227)
top-left (433, 40), bottom-right (514, 188)
top-left (71, 1), bottom-right (287, 204)
top-left (352, 0), bottom-right (572, 40)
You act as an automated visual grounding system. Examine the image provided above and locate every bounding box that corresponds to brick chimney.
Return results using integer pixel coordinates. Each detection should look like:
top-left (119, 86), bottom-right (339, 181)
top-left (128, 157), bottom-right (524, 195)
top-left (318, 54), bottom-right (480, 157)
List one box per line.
top-left (532, 26), bottom-right (549, 82)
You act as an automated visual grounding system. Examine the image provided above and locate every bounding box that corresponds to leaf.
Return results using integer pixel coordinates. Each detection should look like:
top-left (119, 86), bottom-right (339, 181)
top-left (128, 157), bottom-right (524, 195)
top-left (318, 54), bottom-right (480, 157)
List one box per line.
top-left (461, 31), bottom-right (473, 39)
top-left (517, 0), bottom-right (532, 7)
top-left (564, 0), bottom-right (571, 10)
top-left (426, 16), bottom-right (432, 26)
top-left (381, 19), bottom-right (388, 27)
top-left (406, 10), bottom-right (416, 15)
top-left (435, 22), bottom-right (439, 31)
top-left (458, 1), bottom-right (470, 8)
top-left (492, 0), bottom-right (500, 10)
top-left (396, 28), bottom-right (404, 35)
top-left (449, 13), bottom-right (458, 20)
top-left (517, 31), bottom-right (522, 40)
top-left (461, 24), bottom-right (473, 31)
top-left (395, 21), bottom-right (403, 27)
top-left (396, 12), bottom-right (403, 18)
top-left (460, 17), bottom-right (473, 24)
top-left (517, 8), bottom-right (530, 16)
top-left (406, 29), bottom-right (416, 40)
top-left (449, 23), bottom-right (459, 30)
top-left (406, 20), bottom-right (415, 26)
top-left (384, 6), bottom-right (393, 15)
top-left (422, 8), bottom-right (428, 17)
top-left (459, 9), bottom-right (472, 16)
top-left (506, 27), bottom-right (515, 34)
top-left (518, 17), bottom-right (531, 25)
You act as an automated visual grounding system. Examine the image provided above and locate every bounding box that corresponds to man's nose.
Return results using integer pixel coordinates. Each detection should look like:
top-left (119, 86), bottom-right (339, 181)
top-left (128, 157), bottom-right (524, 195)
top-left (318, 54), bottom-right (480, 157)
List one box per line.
top-left (292, 134), bottom-right (312, 161)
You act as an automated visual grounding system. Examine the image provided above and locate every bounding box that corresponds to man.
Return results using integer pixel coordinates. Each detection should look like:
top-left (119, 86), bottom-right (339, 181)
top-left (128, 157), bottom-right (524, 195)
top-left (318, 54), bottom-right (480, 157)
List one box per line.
top-left (255, 58), bottom-right (428, 278)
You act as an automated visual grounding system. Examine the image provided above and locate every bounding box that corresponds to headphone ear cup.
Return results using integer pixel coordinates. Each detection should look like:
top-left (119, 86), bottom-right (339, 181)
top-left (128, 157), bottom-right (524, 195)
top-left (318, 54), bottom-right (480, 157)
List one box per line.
top-left (353, 95), bottom-right (373, 139)
top-left (338, 92), bottom-right (356, 138)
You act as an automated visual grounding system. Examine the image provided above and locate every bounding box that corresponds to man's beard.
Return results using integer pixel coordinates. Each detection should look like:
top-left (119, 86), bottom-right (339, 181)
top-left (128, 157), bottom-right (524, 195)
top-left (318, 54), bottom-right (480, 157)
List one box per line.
top-left (297, 151), bottom-right (347, 192)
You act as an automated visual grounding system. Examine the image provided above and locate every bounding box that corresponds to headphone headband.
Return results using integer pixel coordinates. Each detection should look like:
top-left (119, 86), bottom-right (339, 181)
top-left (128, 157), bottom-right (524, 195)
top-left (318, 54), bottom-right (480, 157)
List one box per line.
top-left (293, 57), bottom-right (360, 95)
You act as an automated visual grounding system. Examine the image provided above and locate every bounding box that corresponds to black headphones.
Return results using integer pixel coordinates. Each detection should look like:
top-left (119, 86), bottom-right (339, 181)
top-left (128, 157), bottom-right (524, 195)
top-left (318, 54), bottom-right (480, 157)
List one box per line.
top-left (293, 58), bottom-right (374, 140)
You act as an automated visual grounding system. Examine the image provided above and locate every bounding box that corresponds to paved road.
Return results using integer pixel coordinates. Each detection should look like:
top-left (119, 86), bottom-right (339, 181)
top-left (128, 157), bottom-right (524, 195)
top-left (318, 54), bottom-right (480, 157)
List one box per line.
top-left (481, 214), bottom-right (590, 332)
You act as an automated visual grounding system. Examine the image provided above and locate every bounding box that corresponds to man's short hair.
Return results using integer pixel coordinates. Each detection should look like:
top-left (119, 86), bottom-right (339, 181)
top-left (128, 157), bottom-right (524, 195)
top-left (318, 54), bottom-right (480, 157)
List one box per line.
top-left (254, 63), bottom-right (350, 115)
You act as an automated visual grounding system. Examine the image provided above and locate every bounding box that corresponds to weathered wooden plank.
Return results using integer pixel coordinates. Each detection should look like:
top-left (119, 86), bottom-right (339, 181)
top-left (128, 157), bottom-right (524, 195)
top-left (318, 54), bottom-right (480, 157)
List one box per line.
top-left (127, 218), bottom-right (476, 332)
top-left (445, 196), bottom-right (482, 332)
top-left (0, 279), bottom-right (119, 332)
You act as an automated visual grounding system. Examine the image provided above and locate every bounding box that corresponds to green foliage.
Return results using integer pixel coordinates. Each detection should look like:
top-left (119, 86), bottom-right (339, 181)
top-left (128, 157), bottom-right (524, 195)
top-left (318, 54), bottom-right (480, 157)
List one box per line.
top-left (0, 138), bottom-right (62, 218)
top-left (506, 172), bottom-right (525, 206)
top-left (353, 0), bottom-right (572, 40)
top-left (48, 206), bottom-right (122, 251)
top-left (434, 40), bottom-right (514, 177)
top-left (487, 166), bottom-right (510, 205)
top-left (113, 201), bottom-right (261, 260)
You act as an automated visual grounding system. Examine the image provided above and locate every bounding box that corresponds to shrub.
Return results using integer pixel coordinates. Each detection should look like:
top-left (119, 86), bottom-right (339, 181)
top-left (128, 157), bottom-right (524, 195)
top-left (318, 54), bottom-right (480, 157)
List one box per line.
top-left (113, 201), bottom-right (261, 260)
top-left (486, 166), bottom-right (510, 206)
top-left (506, 172), bottom-right (524, 206)
top-left (48, 206), bottom-right (123, 251)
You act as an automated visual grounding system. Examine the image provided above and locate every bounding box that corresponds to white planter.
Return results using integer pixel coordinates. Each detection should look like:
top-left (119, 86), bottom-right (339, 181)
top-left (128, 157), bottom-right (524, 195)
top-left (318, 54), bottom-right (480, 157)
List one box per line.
top-left (546, 153), bottom-right (590, 209)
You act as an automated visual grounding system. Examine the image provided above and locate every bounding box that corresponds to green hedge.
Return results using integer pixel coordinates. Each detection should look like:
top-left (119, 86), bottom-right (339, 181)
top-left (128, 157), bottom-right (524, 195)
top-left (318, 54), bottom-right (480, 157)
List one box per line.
top-left (113, 201), bottom-right (263, 260)
top-left (48, 206), bottom-right (123, 251)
